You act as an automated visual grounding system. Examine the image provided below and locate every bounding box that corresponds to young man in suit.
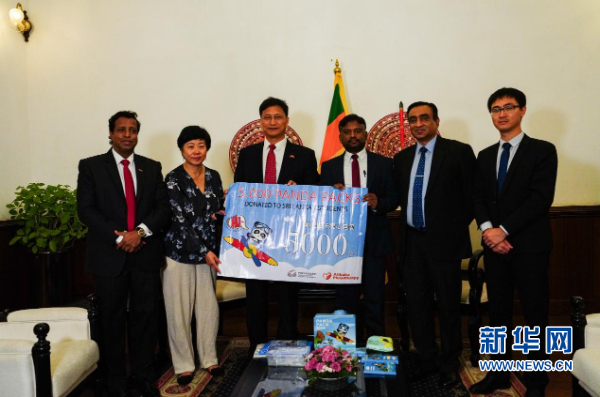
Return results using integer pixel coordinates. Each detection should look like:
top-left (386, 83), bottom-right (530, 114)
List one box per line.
top-left (469, 88), bottom-right (558, 397)
top-left (234, 97), bottom-right (319, 349)
top-left (394, 102), bottom-right (476, 388)
top-left (320, 114), bottom-right (398, 338)
top-left (77, 111), bottom-right (170, 397)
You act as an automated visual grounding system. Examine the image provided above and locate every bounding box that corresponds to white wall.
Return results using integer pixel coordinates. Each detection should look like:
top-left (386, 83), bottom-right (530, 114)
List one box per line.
top-left (1, 0), bottom-right (599, 219)
top-left (1, 0), bottom-right (30, 215)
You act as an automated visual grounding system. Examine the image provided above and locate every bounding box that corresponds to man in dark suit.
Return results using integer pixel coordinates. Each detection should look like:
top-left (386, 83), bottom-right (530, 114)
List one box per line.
top-left (394, 102), bottom-right (476, 388)
top-left (234, 97), bottom-right (319, 348)
top-left (469, 88), bottom-right (558, 397)
top-left (320, 114), bottom-right (398, 338)
top-left (77, 111), bottom-right (170, 397)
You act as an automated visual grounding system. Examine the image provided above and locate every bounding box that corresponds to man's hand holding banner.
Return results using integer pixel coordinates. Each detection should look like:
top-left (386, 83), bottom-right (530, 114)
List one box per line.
top-left (219, 182), bottom-right (368, 284)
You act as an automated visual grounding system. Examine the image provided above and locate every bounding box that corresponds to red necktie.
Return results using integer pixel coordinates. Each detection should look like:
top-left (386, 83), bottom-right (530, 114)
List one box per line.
top-left (351, 154), bottom-right (361, 188)
top-left (121, 159), bottom-right (136, 231)
top-left (264, 144), bottom-right (277, 184)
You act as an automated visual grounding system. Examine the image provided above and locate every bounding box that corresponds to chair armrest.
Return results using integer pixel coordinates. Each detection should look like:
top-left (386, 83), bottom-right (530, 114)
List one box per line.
top-left (467, 250), bottom-right (484, 290)
top-left (0, 322), bottom-right (40, 342)
top-left (585, 313), bottom-right (600, 349)
top-left (8, 307), bottom-right (88, 322)
top-left (6, 308), bottom-right (91, 343)
top-left (0, 339), bottom-right (35, 353)
top-left (0, 340), bottom-right (36, 397)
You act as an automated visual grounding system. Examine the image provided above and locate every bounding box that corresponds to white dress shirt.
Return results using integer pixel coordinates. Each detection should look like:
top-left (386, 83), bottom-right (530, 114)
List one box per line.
top-left (111, 149), bottom-right (151, 241)
top-left (479, 131), bottom-right (525, 234)
top-left (262, 138), bottom-right (287, 183)
top-left (407, 136), bottom-right (437, 228)
top-left (343, 149), bottom-right (368, 188)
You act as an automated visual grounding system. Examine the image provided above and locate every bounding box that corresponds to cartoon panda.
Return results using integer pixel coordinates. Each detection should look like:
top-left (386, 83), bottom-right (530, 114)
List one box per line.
top-left (248, 221), bottom-right (272, 247)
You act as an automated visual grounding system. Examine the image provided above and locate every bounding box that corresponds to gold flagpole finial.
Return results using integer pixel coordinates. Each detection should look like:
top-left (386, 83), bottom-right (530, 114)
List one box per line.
top-left (333, 59), bottom-right (341, 75)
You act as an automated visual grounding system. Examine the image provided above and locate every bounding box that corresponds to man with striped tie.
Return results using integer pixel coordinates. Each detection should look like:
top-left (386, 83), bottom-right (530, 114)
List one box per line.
top-left (393, 101), bottom-right (476, 388)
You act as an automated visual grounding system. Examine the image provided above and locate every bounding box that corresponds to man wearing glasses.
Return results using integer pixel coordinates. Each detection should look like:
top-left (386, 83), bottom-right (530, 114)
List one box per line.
top-left (235, 97), bottom-right (319, 352)
top-left (394, 102), bottom-right (476, 388)
top-left (470, 88), bottom-right (558, 396)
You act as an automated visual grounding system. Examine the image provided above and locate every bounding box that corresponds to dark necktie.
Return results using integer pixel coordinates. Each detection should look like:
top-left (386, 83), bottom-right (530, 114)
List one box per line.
top-left (121, 159), bottom-right (136, 231)
top-left (412, 147), bottom-right (427, 229)
top-left (351, 154), bottom-right (360, 188)
top-left (264, 144), bottom-right (276, 184)
top-left (497, 142), bottom-right (512, 193)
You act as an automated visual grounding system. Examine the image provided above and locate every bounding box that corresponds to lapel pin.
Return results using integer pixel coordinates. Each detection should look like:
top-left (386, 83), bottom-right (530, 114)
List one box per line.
top-left (138, 168), bottom-right (143, 172)
top-left (289, 155), bottom-right (295, 158)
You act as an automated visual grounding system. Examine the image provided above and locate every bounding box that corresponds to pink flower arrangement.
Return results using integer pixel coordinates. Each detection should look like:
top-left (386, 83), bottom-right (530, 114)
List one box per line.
top-left (303, 346), bottom-right (359, 385)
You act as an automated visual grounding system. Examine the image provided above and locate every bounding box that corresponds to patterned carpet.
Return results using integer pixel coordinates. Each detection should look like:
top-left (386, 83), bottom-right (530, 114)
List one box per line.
top-left (156, 338), bottom-right (250, 397)
top-left (404, 349), bottom-right (526, 397)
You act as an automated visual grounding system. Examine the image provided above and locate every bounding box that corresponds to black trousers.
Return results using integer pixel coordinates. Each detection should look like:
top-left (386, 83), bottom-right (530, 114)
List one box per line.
top-left (485, 250), bottom-right (550, 389)
top-left (94, 254), bottom-right (161, 392)
top-left (336, 252), bottom-right (387, 338)
top-left (402, 227), bottom-right (463, 372)
top-left (245, 279), bottom-right (299, 346)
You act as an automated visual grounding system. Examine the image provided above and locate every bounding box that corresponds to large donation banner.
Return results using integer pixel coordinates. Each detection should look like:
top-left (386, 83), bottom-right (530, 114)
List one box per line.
top-left (219, 182), bottom-right (368, 284)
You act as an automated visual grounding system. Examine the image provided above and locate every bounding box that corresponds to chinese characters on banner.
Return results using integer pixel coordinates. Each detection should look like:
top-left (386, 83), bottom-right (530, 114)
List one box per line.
top-left (219, 183), bottom-right (368, 284)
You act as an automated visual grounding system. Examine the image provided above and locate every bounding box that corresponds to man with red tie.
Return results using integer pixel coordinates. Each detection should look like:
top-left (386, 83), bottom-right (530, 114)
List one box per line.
top-left (235, 97), bottom-right (319, 350)
top-left (77, 111), bottom-right (170, 397)
top-left (320, 114), bottom-right (398, 339)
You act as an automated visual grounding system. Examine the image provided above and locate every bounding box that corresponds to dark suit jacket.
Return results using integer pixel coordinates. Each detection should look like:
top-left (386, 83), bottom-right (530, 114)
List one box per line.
top-left (77, 149), bottom-right (170, 277)
top-left (320, 151), bottom-right (399, 257)
top-left (474, 134), bottom-right (558, 253)
top-left (394, 137), bottom-right (476, 264)
top-left (234, 141), bottom-right (320, 185)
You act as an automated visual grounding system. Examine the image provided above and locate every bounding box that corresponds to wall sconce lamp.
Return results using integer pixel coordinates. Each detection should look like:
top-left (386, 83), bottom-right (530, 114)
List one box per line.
top-left (9, 3), bottom-right (32, 42)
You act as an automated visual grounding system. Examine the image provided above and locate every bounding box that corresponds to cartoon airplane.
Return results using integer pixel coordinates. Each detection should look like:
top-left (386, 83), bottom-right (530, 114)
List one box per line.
top-left (325, 323), bottom-right (355, 344)
top-left (325, 331), bottom-right (355, 344)
top-left (223, 221), bottom-right (278, 267)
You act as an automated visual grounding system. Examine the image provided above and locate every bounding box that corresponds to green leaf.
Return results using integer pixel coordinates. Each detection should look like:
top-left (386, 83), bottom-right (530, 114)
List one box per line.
top-left (9, 209), bottom-right (17, 215)
top-left (49, 240), bottom-right (57, 252)
top-left (36, 238), bottom-right (46, 248)
top-left (9, 236), bottom-right (21, 245)
top-left (17, 229), bottom-right (25, 236)
top-left (50, 230), bottom-right (61, 236)
top-left (32, 245), bottom-right (38, 254)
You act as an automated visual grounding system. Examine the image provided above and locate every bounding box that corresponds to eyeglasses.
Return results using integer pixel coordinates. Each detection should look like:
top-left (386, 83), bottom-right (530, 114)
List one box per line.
top-left (490, 104), bottom-right (521, 114)
top-left (262, 114), bottom-right (286, 122)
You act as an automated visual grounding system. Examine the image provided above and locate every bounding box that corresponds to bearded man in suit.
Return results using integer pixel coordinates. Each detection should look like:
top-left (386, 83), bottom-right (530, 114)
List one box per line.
top-left (320, 113), bottom-right (398, 338)
top-left (77, 111), bottom-right (170, 397)
top-left (234, 97), bottom-right (319, 349)
top-left (469, 88), bottom-right (558, 397)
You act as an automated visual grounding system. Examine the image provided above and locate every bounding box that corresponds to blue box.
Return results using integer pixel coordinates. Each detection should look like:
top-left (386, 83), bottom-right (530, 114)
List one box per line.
top-left (364, 362), bottom-right (397, 376)
top-left (313, 312), bottom-right (357, 351)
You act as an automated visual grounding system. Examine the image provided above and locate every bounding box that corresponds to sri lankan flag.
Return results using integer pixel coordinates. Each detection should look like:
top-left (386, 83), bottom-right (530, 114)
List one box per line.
top-left (319, 60), bottom-right (349, 166)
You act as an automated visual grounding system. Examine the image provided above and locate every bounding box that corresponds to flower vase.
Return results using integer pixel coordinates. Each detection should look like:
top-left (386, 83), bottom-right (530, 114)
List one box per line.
top-left (314, 376), bottom-right (349, 391)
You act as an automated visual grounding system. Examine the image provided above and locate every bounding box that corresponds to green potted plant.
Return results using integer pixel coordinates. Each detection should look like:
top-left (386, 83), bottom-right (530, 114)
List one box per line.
top-left (7, 183), bottom-right (87, 253)
top-left (6, 183), bottom-right (88, 307)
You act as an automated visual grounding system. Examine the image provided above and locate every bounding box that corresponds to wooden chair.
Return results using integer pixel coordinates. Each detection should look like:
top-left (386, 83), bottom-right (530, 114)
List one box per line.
top-left (216, 278), bottom-right (247, 335)
top-left (0, 294), bottom-right (102, 397)
top-left (571, 296), bottom-right (600, 397)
